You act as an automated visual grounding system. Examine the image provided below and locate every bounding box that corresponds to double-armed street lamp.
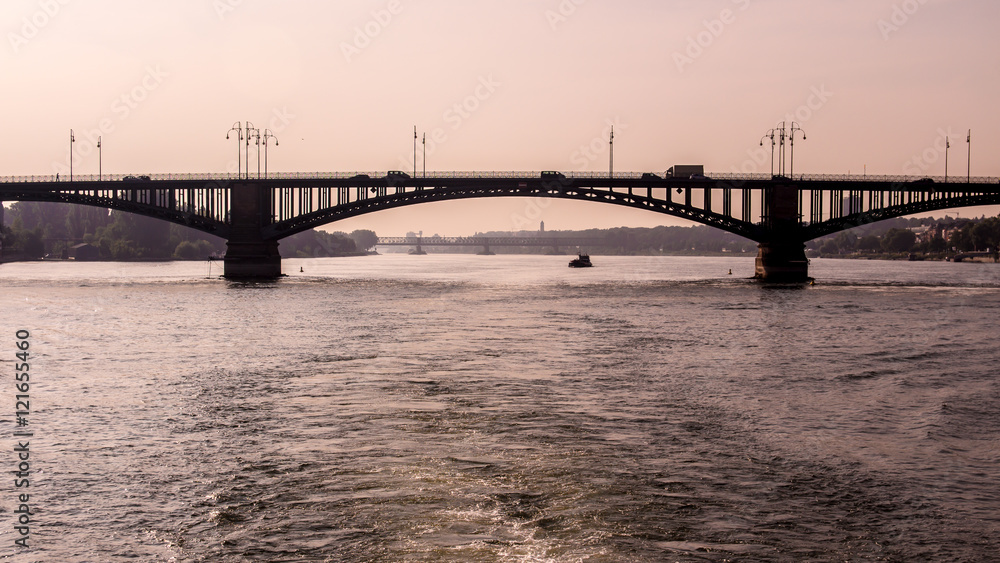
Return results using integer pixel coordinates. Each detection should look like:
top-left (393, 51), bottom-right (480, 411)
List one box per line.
top-left (245, 122), bottom-right (259, 180)
top-left (262, 129), bottom-right (278, 179)
top-left (226, 122), bottom-right (243, 179)
top-left (776, 122), bottom-right (788, 176)
top-left (249, 128), bottom-right (262, 179)
top-left (760, 122), bottom-right (806, 178)
top-left (760, 129), bottom-right (777, 177)
top-left (789, 122), bottom-right (806, 178)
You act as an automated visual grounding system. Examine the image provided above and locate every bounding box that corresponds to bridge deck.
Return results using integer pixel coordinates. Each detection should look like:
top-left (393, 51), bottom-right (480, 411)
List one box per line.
top-left (3, 172), bottom-right (998, 244)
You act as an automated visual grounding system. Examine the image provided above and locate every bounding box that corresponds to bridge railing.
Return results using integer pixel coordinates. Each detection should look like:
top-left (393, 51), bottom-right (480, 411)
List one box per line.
top-left (2, 171), bottom-right (998, 184)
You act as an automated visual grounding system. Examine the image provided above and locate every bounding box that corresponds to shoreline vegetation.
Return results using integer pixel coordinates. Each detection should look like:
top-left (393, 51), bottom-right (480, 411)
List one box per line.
top-left (2, 201), bottom-right (998, 264)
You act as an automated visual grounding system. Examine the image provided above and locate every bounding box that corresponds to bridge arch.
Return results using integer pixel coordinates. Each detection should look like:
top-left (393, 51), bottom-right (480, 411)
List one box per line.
top-left (804, 192), bottom-right (1000, 240)
top-left (2, 180), bottom-right (231, 238)
top-left (264, 183), bottom-right (762, 242)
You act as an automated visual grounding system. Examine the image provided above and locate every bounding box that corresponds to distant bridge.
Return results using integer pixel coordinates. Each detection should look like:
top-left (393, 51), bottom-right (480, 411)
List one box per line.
top-left (2, 170), bottom-right (999, 280)
top-left (376, 236), bottom-right (602, 254)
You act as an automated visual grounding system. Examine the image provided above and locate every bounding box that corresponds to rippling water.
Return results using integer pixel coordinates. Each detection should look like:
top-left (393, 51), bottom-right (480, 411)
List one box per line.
top-left (2, 255), bottom-right (999, 562)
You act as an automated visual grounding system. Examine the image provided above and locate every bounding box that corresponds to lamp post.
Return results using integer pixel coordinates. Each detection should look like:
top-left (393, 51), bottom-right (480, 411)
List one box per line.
top-left (245, 122), bottom-right (258, 180)
top-left (226, 122), bottom-right (242, 179)
top-left (789, 122), bottom-right (806, 178)
top-left (413, 126), bottom-right (417, 177)
top-left (422, 132), bottom-right (426, 178)
top-left (776, 122), bottom-right (788, 176)
top-left (69, 129), bottom-right (75, 181)
top-left (945, 136), bottom-right (950, 183)
top-left (967, 129), bottom-right (971, 183)
top-left (760, 129), bottom-right (776, 177)
top-left (97, 136), bottom-right (102, 181)
top-left (609, 125), bottom-right (614, 178)
top-left (250, 128), bottom-right (262, 179)
top-left (262, 129), bottom-right (278, 179)
top-left (243, 121), bottom-right (260, 180)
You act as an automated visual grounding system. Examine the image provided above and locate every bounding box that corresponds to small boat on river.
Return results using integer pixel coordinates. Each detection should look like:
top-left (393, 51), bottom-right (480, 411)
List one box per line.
top-left (568, 253), bottom-right (593, 268)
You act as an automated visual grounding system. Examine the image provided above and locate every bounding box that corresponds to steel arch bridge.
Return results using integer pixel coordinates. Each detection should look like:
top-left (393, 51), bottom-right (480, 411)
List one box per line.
top-left (2, 171), bottom-right (999, 279)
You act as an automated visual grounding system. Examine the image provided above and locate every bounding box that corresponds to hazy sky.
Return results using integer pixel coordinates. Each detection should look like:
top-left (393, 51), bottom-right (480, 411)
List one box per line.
top-left (3, 0), bottom-right (998, 236)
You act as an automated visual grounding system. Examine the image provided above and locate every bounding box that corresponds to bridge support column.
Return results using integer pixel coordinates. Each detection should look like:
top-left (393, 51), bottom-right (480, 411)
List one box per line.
top-left (224, 239), bottom-right (281, 278)
top-left (754, 183), bottom-right (809, 282)
top-left (754, 241), bottom-right (809, 282)
top-left (224, 182), bottom-right (282, 278)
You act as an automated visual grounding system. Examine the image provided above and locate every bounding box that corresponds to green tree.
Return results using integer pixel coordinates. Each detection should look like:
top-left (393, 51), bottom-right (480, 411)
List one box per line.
top-left (819, 240), bottom-right (839, 255)
top-left (881, 228), bottom-right (916, 253)
top-left (349, 229), bottom-right (378, 252)
top-left (857, 235), bottom-right (881, 252)
top-left (949, 223), bottom-right (975, 252)
top-left (971, 217), bottom-right (1000, 251)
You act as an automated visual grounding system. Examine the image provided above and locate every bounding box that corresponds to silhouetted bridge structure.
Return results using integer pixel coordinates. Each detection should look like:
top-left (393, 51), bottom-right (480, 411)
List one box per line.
top-left (376, 236), bottom-right (603, 255)
top-left (2, 171), bottom-right (998, 280)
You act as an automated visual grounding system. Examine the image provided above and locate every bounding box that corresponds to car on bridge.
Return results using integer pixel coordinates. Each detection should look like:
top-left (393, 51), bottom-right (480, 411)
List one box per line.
top-left (122, 175), bottom-right (151, 181)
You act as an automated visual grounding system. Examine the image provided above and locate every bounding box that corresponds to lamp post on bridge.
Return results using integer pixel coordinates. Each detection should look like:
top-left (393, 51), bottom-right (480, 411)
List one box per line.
top-left (609, 125), bottom-right (614, 178)
top-left (760, 129), bottom-right (776, 177)
top-left (97, 136), bottom-right (102, 181)
top-left (250, 128), bottom-right (262, 179)
top-left (245, 122), bottom-right (259, 180)
top-left (945, 136), bottom-right (950, 183)
top-left (776, 122), bottom-right (788, 176)
top-left (789, 122), bottom-right (805, 179)
top-left (262, 129), bottom-right (278, 179)
top-left (967, 129), bottom-right (971, 183)
top-left (226, 122), bottom-right (243, 179)
top-left (69, 129), bottom-right (75, 181)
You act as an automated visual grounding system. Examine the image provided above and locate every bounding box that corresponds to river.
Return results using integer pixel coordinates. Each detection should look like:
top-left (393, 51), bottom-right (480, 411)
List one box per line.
top-left (1, 254), bottom-right (998, 562)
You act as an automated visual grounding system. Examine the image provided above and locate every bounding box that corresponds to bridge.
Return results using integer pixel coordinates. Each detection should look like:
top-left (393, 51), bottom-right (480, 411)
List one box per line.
top-left (376, 236), bottom-right (603, 255)
top-left (2, 171), bottom-right (999, 281)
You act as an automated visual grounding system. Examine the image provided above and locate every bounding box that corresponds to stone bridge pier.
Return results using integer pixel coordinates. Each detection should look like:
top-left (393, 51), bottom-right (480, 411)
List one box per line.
top-left (754, 184), bottom-right (809, 282)
top-left (224, 183), bottom-right (281, 278)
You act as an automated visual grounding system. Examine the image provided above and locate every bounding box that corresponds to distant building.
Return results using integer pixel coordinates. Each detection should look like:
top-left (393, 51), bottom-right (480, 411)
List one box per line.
top-left (841, 194), bottom-right (863, 216)
top-left (540, 221), bottom-right (545, 233)
top-left (71, 243), bottom-right (99, 261)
